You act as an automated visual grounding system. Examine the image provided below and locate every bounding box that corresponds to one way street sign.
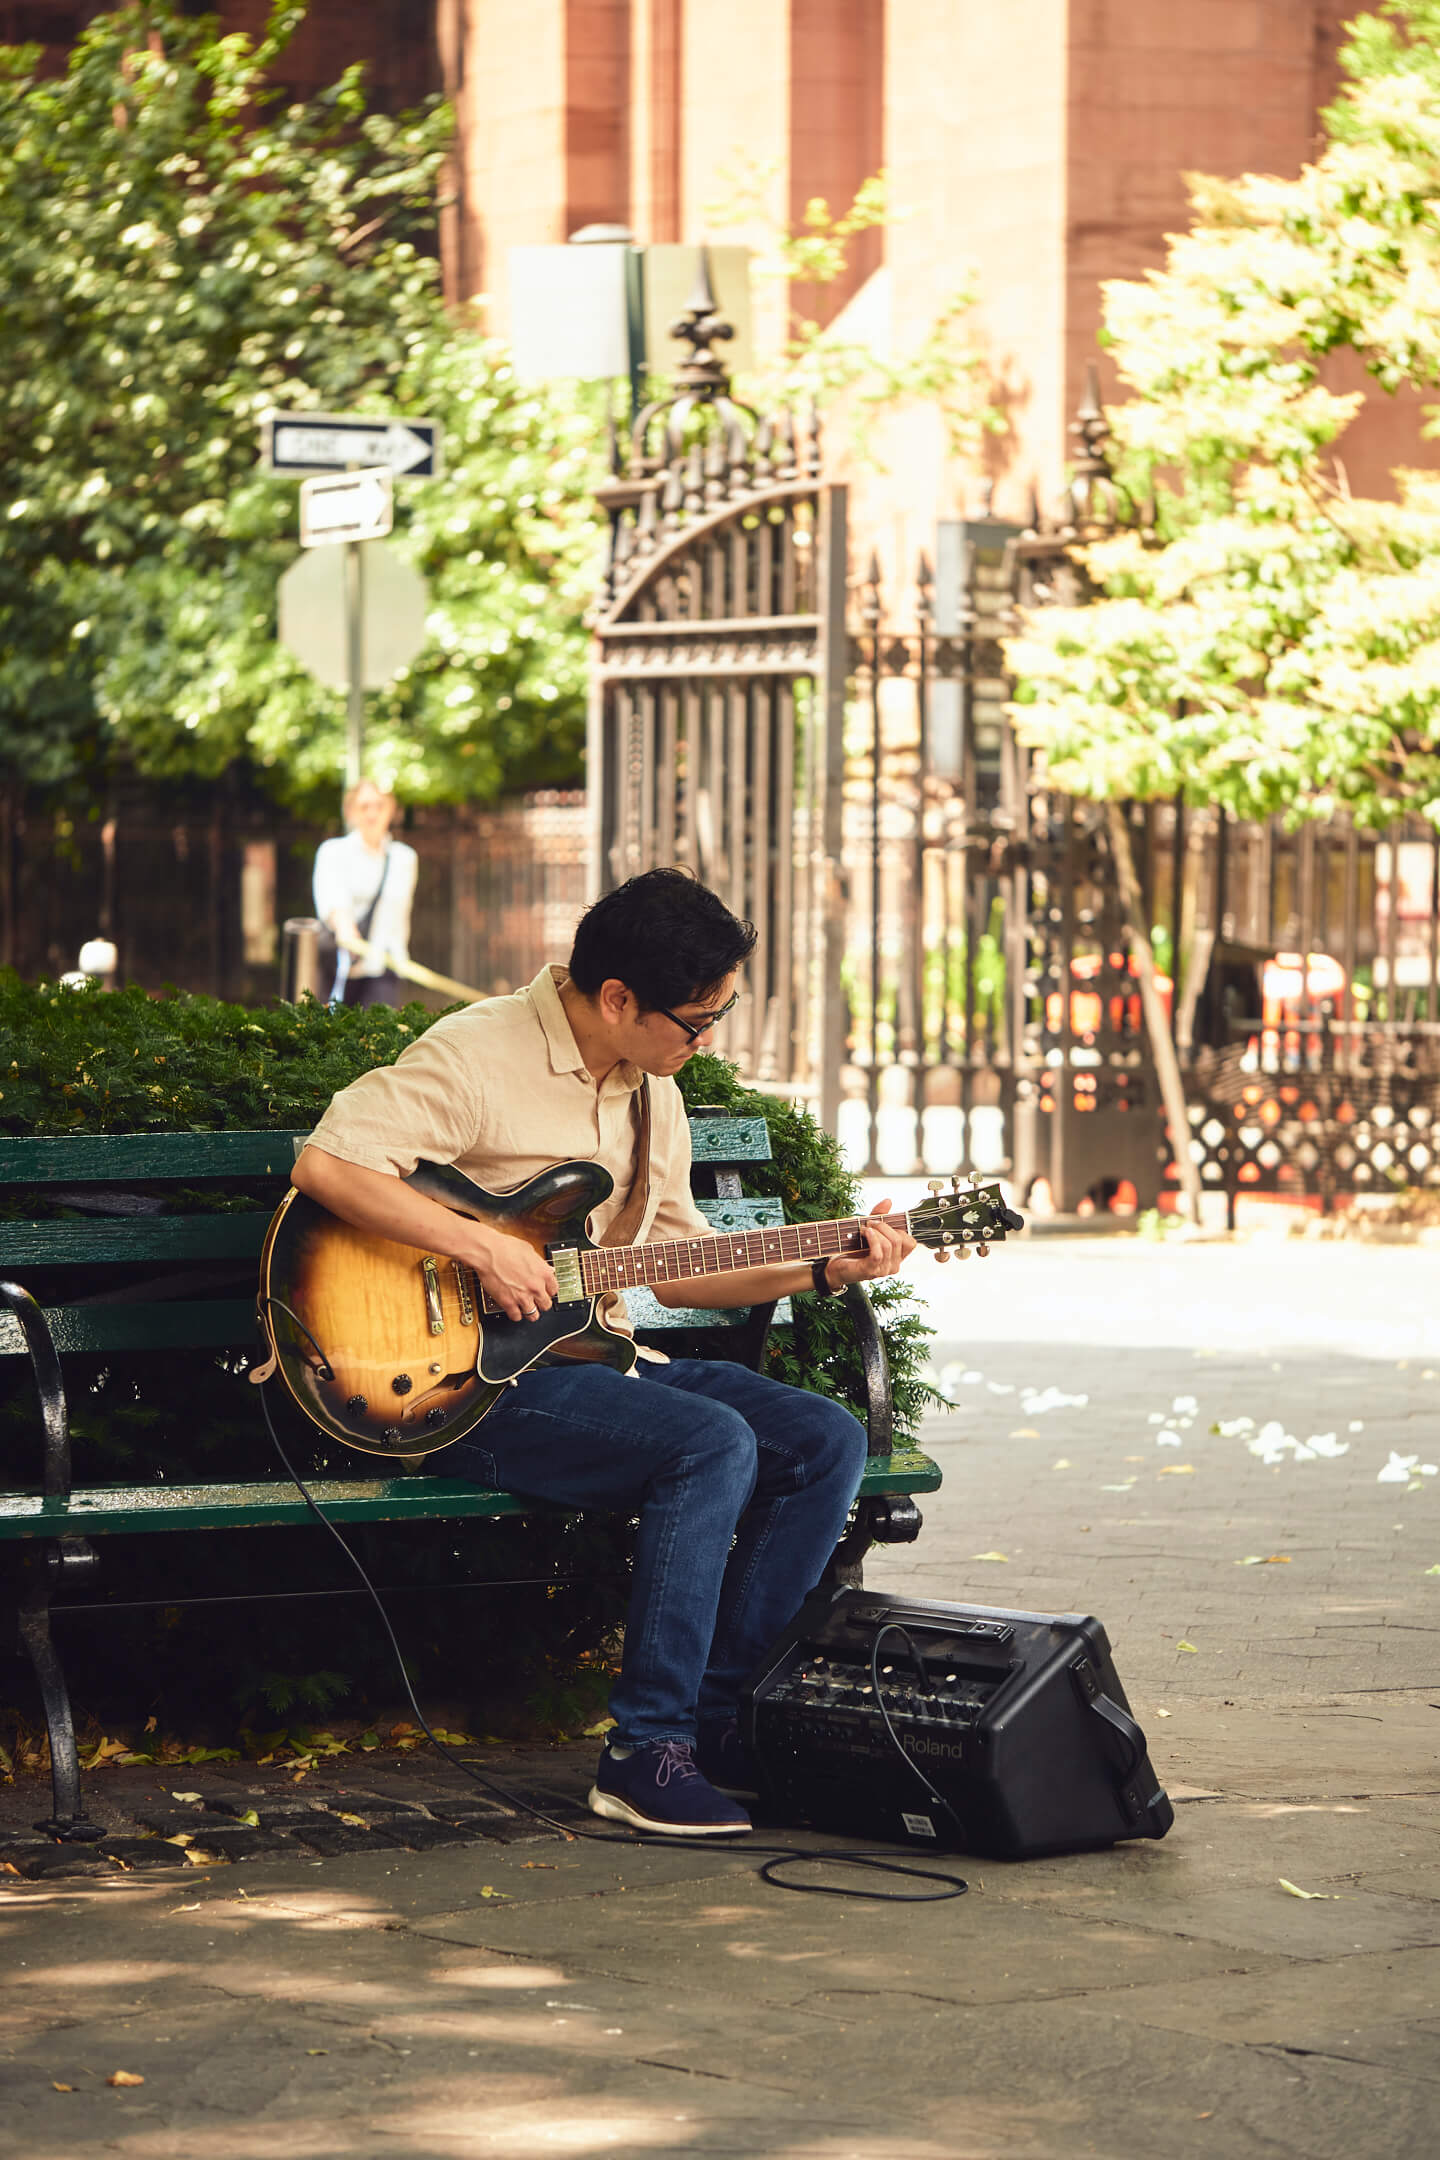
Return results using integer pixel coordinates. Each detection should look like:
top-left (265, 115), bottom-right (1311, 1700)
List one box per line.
top-left (260, 409), bottom-right (444, 479)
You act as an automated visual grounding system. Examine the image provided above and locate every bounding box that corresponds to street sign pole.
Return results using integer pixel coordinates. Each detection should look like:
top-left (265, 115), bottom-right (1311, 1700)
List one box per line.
top-left (344, 539), bottom-right (365, 792)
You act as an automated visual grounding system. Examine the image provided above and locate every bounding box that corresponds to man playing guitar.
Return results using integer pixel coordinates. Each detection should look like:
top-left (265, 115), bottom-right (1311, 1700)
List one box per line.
top-left (291, 868), bottom-right (915, 1837)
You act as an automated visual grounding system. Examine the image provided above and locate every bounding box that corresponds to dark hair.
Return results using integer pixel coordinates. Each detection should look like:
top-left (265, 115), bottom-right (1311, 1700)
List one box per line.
top-left (568, 869), bottom-right (756, 1008)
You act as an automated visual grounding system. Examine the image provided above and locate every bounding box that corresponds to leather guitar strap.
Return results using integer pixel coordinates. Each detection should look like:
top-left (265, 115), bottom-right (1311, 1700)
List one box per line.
top-left (597, 1077), bottom-right (651, 1250)
top-left (535, 1078), bottom-right (651, 1373)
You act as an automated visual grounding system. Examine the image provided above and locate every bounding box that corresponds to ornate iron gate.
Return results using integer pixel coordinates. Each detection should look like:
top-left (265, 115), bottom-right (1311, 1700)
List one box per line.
top-left (587, 260), bottom-right (849, 1098)
top-left (590, 316), bottom-right (1440, 1211)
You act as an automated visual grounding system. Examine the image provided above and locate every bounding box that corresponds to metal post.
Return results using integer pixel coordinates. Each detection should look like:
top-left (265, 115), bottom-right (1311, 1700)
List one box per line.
top-left (816, 487), bottom-right (849, 1140)
top-left (282, 917), bottom-right (328, 1002)
top-left (344, 538), bottom-right (365, 793)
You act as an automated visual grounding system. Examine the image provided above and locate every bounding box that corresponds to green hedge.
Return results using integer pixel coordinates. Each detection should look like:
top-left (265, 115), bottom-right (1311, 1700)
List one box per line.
top-left (0, 975), bottom-right (940, 1747)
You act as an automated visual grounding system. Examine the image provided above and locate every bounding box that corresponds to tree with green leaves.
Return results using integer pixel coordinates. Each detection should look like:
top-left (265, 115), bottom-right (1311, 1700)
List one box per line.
top-left (1008, 0), bottom-right (1440, 834)
top-left (0, 1), bottom-right (599, 811)
top-left (1006, 0), bottom-right (1440, 1216)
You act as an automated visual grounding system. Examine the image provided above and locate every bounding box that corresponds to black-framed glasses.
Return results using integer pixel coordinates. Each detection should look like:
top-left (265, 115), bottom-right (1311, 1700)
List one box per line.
top-left (654, 990), bottom-right (741, 1044)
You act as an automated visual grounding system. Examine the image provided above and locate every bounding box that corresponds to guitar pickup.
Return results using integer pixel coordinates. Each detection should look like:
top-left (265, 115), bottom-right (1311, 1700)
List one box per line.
top-left (550, 1248), bottom-right (585, 1303)
top-left (420, 1255), bottom-right (445, 1335)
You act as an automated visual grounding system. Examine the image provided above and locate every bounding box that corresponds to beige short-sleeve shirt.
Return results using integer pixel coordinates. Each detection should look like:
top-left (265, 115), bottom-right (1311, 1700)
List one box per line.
top-left (302, 965), bottom-right (711, 1335)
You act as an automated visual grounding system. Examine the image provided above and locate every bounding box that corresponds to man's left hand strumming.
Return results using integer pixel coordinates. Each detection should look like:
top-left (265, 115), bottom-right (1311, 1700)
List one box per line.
top-left (815, 1199), bottom-right (915, 1292)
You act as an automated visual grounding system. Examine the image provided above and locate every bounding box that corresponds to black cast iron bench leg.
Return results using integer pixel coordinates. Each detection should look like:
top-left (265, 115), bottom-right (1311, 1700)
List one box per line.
top-left (826, 1284), bottom-right (922, 1588)
top-left (1, 1282), bottom-right (105, 1841)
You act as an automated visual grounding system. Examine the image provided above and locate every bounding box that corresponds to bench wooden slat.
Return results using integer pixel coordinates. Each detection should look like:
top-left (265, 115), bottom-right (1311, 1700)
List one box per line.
top-left (0, 1299), bottom-right (257, 1358)
top-left (0, 1450), bottom-right (942, 1539)
top-left (5, 1217), bottom-right (270, 1267)
top-left (0, 1132), bottom-right (310, 1184)
top-left (687, 1116), bottom-right (771, 1164)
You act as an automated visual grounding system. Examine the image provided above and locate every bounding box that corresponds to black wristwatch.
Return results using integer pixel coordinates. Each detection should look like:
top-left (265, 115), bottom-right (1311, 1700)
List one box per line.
top-left (811, 1258), bottom-right (842, 1298)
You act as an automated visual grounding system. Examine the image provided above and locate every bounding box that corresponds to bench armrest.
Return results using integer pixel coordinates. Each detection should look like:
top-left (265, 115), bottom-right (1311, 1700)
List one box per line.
top-left (839, 1284), bottom-right (893, 1457)
top-left (0, 1282), bottom-right (72, 1500)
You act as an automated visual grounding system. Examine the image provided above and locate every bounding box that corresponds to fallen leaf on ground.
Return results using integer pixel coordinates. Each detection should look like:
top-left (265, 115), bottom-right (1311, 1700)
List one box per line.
top-left (1155, 1708), bottom-right (1172, 1718)
top-left (170, 1791), bottom-right (202, 1803)
top-left (51, 2082), bottom-right (73, 2092)
top-left (107, 2071), bottom-right (145, 2088)
top-left (521, 1861), bottom-right (558, 1869)
top-left (582, 1717), bottom-right (616, 1737)
top-left (164, 1834), bottom-right (193, 1848)
top-left (1008, 1427), bottom-right (1040, 1439)
top-left (970, 1551), bottom-right (1010, 1562)
top-left (1053, 1458), bottom-right (1071, 1471)
top-left (478, 1886), bottom-right (509, 1899)
top-left (1237, 1555), bottom-right (1292, 1565)
top-left (1158, 1464), bottom-right (1196, 1476)
top-left (168, 1903), bottom-right (201, 1914)
top-left (1278, 1878), bottom-right (1339, 1900)
top-left (335, 1813), bottom-right (368, 1828)
top-left (306, 2049), bottom-right (327, 2057)
top-left (1425, 1564), bottom-right (1440, 1576)
top-left (1176, 1641), bottom-right (1199, 1653)
top-left (237, 1809), bottom-right (260, 1828)
top-left (1100, 1481), bottom-right (1136, 1491)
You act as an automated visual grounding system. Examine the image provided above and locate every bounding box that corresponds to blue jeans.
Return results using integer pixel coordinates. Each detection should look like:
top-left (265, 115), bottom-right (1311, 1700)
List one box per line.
top-left (435, 1358), bottom-right (868, 1746)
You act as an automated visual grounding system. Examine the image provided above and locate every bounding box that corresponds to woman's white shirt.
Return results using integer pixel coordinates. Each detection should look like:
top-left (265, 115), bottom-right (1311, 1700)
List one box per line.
top-left (312, 833), bottom-right (419, 979)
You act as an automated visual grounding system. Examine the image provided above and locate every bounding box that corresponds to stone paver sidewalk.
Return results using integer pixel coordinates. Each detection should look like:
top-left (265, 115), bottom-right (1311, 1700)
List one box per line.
top-left (1, 1238), bottom-right (1437, 2159)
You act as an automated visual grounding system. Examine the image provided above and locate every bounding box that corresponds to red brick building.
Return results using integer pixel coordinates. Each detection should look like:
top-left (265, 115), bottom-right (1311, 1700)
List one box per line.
top-left (15, 1), bottom-right (1432, 580)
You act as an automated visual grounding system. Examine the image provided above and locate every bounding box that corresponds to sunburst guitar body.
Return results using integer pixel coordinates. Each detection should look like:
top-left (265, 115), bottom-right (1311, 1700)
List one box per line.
top-left (259, 1159), bottom-right (627, 1461)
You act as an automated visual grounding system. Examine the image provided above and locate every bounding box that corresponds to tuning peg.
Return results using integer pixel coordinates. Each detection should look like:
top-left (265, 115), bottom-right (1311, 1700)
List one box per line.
top-left (934, 1248), bottom-right (950, 1264)
top-left (976, 1242), bottom-right (990, 1258)
top-left (956, 1245), bottom-right (971, 1260)
top-left (927, 1179), bottom-right (943, 1195)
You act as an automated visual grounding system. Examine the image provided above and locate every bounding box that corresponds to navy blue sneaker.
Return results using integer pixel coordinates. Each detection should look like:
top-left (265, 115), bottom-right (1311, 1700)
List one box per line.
top-left (588, 1739), bottom-right (751, 1836)
top-left (696, 1718), bottom-right (759, 1796)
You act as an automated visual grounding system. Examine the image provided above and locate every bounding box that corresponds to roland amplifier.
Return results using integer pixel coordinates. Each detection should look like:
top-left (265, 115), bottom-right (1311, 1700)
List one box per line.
top-left (741, 1587), bottom-right (1174, 1858)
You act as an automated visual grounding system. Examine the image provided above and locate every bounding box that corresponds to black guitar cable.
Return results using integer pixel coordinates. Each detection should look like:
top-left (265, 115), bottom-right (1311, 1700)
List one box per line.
top-left (255, 1376), bottom-right (968, 1902)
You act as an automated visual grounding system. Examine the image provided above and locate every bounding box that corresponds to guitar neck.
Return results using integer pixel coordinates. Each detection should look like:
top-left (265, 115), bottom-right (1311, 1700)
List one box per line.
top-left (578, 1213), bottom-right (909, 1299)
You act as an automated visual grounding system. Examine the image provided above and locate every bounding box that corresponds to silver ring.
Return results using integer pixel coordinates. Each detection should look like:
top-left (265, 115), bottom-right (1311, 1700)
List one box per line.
top-left (523, 1307), bottom-right (539, 1319)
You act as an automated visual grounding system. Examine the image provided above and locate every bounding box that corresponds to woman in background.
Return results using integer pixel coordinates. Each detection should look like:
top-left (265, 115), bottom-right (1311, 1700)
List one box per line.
top-left (312, 779), bottom-right (419, 1007)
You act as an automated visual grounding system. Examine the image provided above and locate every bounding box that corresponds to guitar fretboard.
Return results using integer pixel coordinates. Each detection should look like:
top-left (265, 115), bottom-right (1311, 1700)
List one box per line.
top-left (581, 1214), bottom-right (901, 1298)
top-left (465, 1211), bottom-right (914, 1319)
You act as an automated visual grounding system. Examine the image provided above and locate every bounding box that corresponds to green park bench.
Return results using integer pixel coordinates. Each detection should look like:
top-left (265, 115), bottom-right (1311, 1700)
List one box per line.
top-left (0, 1108), bottom-right (939, 1841)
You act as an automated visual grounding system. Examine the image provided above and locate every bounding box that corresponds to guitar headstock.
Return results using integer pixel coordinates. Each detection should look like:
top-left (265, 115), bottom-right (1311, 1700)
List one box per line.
top-left (910, 1177), bottom-right (1024, 1263)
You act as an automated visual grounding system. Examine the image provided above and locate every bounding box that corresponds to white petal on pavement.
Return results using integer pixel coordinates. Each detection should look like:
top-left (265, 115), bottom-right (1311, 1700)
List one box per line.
top-left (1156, 1433), bottom-right (1184, 1447)
top-left (1378, 1452), bottom-right (1420, 1484)
top-left (1305, 1434), bottom-right (1349, 1458)
top-left (1020, 1386), bottom-right (1090, 1415)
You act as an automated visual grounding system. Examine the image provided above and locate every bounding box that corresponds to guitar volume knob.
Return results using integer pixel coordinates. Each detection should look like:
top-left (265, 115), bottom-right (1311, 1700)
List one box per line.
top-left (425, 1406), bottom-right (449, 1428)
top-left (345, 1395), bottom-right (368, 1416)
top-left (391, 1374), bottom-right (413, 1395)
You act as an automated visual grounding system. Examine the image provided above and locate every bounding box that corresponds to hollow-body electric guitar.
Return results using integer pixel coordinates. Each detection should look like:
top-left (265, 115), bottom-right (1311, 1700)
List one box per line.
top-left (259, 1159), bottom-right (1022, 1462)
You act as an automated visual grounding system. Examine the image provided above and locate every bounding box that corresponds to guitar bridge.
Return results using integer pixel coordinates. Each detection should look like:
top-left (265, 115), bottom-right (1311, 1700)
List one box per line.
top-left (453, 1261), bottom-right (475, 1327)
top-left (420, 1256), bottom-right (445, 1336)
